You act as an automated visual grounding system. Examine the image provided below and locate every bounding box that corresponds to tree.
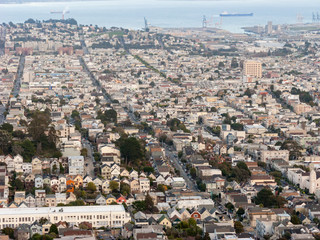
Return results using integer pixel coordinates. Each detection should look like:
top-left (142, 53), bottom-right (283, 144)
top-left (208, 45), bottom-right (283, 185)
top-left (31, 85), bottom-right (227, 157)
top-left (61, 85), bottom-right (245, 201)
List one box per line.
top-left (39, 217), bottom-right (48, 225)
top-left (25, 18), bottom-right (36, 24)
top-left (120, 182), bottom-right (131, 196)
top-left (31, 234), bottom-right (53, 240)
top-left (231, 123), bottom-right (244, 131)
top-left (97, 109), bottom-right (117, 124)
top-left (19, 139), bottom-right (36, 162)
top-left (67, 200), bottom-right (85, 206)
top-left (225, 202), bottom-right (234, 212)
top-left (49, 224), bottom-right (58, 235)
top-left (254, 188), bottom-right (286, 208)
top-left (218, 62), bottom-right (225, 68)
top-left (119, 137), bottom-right (144, 164)
top-left (59, 163), bottom-right (65, 174)
top-left (2, 227), bottom-right (14, 239)
top-left (80, 148), bottom-right (88, 157)
top-left (291, 214), bottom-right (301, 224)
top-left (244, 88), bottom-right (254, 98)
top-left (145, 194), bottom-right (154, 212)
top-left (234, 221), bottom-right (244, 234)
top-left (109, 180), bottom-right (119, 192)
top-left (143, 166), bottom-right (154, 173)
top-left (231, 57), bottom-right (239, 68)
top-left (280, 140), bottom-right (303, 160)
top-left (87, 182), bottom-right (96, 193)
top-left (14, 178), bottom-right (24, 191)
top-left (0, 130), bottom-right (11, 154)
top-left (0, 123), bottom-right (13, 133)
top-left (236, 207), bottom-right (245, 217)
top-left (203, 232), bottom-right (211, 240)
top-left (255, 188), bottom-right (273, 207)
top-left (28, 110), bottom-right (51, 142)
top-left (190, 168), bottom-right (197, 179)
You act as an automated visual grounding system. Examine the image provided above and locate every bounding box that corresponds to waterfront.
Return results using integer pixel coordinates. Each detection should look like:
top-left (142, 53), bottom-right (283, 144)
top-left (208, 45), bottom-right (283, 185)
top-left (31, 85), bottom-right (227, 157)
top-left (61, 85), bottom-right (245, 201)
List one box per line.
top-left (0, 0), bottom-right (318, 33)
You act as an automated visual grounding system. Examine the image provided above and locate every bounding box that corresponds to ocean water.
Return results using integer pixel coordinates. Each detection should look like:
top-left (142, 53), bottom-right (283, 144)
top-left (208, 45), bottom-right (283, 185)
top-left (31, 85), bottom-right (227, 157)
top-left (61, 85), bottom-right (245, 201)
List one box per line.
top-left (0, 0), bottom-right (318, 33)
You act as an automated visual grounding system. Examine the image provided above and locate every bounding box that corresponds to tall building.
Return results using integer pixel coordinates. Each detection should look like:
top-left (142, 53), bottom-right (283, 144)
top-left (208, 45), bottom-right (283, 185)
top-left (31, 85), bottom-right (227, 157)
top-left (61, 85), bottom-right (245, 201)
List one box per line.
top-left (266, 21), bottom-right (273, 34)
top-left (243, 60), bottom-right (262, 78)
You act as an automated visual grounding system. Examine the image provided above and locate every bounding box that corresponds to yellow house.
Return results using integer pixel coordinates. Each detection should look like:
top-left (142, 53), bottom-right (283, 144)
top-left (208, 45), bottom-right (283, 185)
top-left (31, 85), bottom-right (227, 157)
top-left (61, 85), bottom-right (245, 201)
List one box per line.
top-left (42, 222), bottom-right (51, 235)
top-left (106, 194), bottom-right (117, 205)
top-left (158, 215), bottom-right (172, 228)
top-left (32, 158), bottom-right (42, 175)
top-left (73, 175), bottom-right (83, 189)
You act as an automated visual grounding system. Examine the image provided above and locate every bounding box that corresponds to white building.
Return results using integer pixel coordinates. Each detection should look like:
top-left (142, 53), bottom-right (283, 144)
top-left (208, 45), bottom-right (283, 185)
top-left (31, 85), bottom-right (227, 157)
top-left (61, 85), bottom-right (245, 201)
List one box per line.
top-left (0, 205), bottom-right (131, 229)
top-left (68, 156), bottom-right (84, 176)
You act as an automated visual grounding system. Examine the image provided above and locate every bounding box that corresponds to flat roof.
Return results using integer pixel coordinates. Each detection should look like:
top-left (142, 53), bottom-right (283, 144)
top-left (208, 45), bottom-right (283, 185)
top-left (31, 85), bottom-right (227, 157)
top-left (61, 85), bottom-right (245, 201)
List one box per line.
top-left (0, 205), bottom-right (125, 215)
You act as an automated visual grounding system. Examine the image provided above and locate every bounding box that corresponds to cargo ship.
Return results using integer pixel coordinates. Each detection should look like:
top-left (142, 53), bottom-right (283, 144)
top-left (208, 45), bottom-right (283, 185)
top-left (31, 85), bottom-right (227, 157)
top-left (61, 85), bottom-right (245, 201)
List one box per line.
top-left (220, 12), bottom-right (253, 17)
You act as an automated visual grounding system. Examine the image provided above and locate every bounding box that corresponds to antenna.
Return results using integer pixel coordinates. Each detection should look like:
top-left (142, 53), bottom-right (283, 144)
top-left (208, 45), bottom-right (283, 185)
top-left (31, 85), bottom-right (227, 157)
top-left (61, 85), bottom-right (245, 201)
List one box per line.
top-left (144, 17), bottom-right (149, 32)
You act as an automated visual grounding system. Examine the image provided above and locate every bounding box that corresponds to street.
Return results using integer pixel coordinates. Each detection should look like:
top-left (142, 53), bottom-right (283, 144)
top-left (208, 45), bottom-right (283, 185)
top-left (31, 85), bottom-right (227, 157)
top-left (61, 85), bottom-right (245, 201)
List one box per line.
top-left (164, 145), bottom-right (198, 191)
top-left (0, 105), bottom-right (5, 125)
top-left (83, 140), bottom-right (95, 178)
top-left (12, 55), bottom-right (25, 97)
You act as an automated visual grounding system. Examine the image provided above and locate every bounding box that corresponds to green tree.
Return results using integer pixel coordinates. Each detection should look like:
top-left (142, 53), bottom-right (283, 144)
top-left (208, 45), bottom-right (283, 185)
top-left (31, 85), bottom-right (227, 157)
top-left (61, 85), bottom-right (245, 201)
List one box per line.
top-left (234, 221), bottom-right (244, 234)
top-left (231, 58), bottom-right (239, 68)
top-left (67, 200), bottom-right (85, 206)
top-left (31, 234), bottom-right (53, 240)
top-left (280, 140), bottom-right (303, 160)
top-left (80, 148), bottom-right (88, 157)
top-left (254, 188), bottom-right (286, 208)
top-left (0, 123), bottom-right (13, 133)
top-left (87, 182), bottom-right (96, 193)
top-left (133, 200), bottom-right (146, 211)
top-left (218, 62), bottom-right (225, 68)
top-left (203, 232), bottom-right (211, 240)
top-left (49, 224), bottom-right (58, 235)
top-left (119, 137), bottom-right (144, 164)
top-left (39, 217), bottom-right (48, 225)
top-left (291, 214), bottom-right (301, 224)
top-left (109, 180), bottom-right (119, 192)
top-left (143, 166), bottom-right (154, 173)
top-left (120, 182), bottom-right (131, 196)
top-left (225, 202), bottom-right (234, 212)
top-left (0, 130), bottom-right (11, 154)
top-left (59, 163), bottom-right (65, 174)
top-left (97, 109), bottom-right (117, 124)
top-left (231, 123), bottom-right (244, 131)
top-left (236, 207), bottom-right (245, 217)
top-left (190, 168), bottom-right (197, 179)
top-left (244, 88), bottom-right (254, 98)
top-left (145, 194), bottom-right (154, 212)
top-left (19, 139), bottom-right (36, 162)
top-left (2, 227), bottom-right (14, 239)
top-left (14, 178), bottom-right (24, 191)
top-left (28, 110), bottom-right (51, 142)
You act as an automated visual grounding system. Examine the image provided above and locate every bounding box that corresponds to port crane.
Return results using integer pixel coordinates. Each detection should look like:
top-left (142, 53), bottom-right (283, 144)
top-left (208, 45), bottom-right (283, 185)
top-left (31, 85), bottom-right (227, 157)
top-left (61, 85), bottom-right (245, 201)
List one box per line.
top-left (312, 12), bottom-right (320, 22)
top-left (50, 9), bottom-right (70, 20)
top-left (202, 15), bottom-right (213, 28)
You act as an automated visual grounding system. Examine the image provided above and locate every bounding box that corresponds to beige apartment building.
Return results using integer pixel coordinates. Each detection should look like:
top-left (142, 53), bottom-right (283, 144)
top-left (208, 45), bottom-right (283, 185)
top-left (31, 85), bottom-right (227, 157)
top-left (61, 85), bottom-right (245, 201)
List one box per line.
top-left (244, 60), bottom-right (262, 78)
